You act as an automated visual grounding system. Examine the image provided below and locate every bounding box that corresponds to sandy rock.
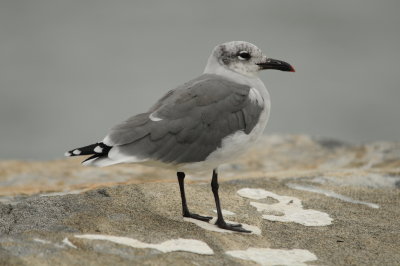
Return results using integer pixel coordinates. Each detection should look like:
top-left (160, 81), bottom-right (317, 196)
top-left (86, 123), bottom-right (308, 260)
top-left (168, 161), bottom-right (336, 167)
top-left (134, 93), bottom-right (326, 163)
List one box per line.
top-left (1, 135), bottom-right (399, 197)
top-left (0, 135), bottom-right (399, 265)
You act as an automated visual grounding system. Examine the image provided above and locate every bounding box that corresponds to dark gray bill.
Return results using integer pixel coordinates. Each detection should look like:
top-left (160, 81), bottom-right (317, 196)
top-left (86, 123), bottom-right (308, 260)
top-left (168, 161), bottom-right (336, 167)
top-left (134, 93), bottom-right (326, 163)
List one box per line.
top-left (257, 58), bottom-right (295, 72)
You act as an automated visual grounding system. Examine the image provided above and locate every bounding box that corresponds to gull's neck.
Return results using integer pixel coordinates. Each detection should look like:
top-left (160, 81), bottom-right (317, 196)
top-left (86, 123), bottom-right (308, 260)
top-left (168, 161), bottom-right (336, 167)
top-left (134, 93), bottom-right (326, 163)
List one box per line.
top-left (204, 54), bottom-right (270, 115)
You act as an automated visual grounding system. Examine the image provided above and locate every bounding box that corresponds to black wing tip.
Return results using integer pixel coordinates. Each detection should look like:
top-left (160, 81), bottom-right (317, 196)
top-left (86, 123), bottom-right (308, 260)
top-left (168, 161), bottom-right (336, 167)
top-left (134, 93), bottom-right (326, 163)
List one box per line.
top-left (65, 142), bottom-right (112, 157)
top-left (81, 154), bottom-right (101, 164)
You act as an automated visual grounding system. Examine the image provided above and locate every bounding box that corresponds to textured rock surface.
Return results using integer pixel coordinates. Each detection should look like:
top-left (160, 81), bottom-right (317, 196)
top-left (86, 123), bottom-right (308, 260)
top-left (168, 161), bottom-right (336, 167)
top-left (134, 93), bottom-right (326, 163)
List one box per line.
top-left (1, 135), bottom-right (399, 197)
top-left (0, 135), bottom-right (399, 265)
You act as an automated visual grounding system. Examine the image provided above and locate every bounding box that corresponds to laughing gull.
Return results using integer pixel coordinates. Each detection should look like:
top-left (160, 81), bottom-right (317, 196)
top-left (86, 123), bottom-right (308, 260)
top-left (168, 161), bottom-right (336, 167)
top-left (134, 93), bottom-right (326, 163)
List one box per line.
top-left (65, 41), bottom-right (294, 233)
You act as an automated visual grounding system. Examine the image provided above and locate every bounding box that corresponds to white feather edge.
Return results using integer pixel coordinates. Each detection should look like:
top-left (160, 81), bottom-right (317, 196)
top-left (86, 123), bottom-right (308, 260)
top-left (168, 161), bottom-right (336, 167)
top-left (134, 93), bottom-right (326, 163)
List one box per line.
top-left (149, 112), bottom-right (162, 121)
top-left (103, 135), bottom-right (112, 146)
top-left (248, 87), bottom-right (264, 106)
top-left (82, 146), bottom-right (148, 167)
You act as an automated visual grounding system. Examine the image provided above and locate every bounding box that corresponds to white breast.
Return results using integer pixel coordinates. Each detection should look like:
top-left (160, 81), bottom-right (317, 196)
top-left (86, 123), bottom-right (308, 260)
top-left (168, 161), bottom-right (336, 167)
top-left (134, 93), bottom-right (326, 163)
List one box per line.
top-left (181, 77), bottom-right (271, 173)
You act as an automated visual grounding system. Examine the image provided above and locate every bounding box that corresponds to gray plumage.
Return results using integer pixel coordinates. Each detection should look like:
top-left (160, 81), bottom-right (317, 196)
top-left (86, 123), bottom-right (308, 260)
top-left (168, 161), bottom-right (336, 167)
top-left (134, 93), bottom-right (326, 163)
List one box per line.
top-left (106, 74), bottom-right (263, 164)
top-left (65, 41), bottom-right (294, 233)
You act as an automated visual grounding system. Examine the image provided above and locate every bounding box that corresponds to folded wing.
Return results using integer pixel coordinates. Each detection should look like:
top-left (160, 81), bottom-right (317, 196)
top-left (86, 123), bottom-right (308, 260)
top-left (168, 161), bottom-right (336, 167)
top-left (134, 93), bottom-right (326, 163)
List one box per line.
top-left (94, 74), bottom-right (264, 166)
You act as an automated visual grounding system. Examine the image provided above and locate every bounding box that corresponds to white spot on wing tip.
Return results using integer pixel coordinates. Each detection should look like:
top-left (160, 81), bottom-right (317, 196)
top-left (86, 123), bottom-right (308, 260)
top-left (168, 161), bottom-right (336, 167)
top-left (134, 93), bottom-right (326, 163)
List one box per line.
top-left (94, 146), bottom-right (103, 153)
top-left (73, 149), bottom-right (81, 155)
top-left (64, 152), bottom-right (71, 157)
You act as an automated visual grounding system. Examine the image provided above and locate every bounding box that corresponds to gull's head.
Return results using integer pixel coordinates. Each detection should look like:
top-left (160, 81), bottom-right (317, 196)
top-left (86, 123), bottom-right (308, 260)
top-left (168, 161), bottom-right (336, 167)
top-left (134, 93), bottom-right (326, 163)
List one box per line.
top-left (204, 41), bottom-right (295, 77)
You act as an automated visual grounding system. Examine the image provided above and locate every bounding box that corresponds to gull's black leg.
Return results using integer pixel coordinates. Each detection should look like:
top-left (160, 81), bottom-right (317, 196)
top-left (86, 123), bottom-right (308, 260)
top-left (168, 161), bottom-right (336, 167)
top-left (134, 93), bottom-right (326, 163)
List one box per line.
top-left (177, 172), bottom-right (212, 222)
top-left (211, 169), bottom-right (251, 233)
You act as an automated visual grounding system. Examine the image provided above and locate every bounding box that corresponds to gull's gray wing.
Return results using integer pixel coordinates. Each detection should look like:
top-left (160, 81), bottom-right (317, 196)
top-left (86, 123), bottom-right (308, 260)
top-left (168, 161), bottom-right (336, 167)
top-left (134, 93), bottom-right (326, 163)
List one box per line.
top-left (105, 74), bottom-right (264, 164)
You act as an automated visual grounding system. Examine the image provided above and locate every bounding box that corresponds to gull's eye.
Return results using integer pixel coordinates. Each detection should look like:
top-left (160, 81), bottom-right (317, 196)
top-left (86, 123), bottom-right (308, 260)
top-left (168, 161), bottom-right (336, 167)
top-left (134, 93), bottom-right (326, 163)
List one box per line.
top-left (238, 51), bottom-right (251, 60)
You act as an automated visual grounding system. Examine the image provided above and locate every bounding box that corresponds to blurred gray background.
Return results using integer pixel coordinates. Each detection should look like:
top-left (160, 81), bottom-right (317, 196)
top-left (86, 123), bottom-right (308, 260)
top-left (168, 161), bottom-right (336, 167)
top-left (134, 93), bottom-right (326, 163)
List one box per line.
top-left (1, 0), bottom-right (399, 160)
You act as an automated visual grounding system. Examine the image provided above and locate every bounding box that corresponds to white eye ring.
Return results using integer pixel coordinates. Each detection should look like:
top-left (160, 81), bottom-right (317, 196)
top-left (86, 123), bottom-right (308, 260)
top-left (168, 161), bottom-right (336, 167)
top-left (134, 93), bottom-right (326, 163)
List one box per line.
top-left (238, 51), bottom-right (251, 60)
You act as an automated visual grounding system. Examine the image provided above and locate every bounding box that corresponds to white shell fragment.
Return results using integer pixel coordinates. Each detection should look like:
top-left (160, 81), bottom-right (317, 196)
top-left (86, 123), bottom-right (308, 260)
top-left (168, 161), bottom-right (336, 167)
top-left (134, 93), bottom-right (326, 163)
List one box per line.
top-left (62, 237), bottom-right (77, 249)
top-left (226, 247), bottom-right (318, 266)
top-left (74, 234), bottom-right (213, 255)
top-left (237, 188), bottom-right (333, 226)
top-left (287, 183), bottom-right (380, 209)
top-left (237, 188), bottom-right (272, 200)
